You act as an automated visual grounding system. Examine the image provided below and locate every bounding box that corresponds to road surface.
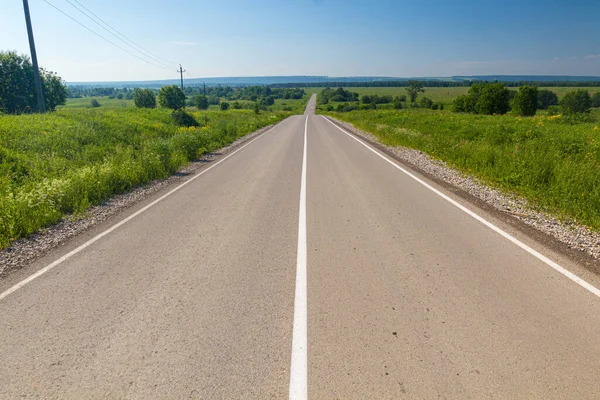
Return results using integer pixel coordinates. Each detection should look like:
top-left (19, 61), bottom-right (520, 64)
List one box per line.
top-left (1, 94), bottom-right (600, 399)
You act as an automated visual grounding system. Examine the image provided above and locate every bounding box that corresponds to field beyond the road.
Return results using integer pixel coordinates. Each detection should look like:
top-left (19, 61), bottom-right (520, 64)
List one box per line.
top-left (323, 108), bottom-right (600, 230)
top-left (0, 108), bottom-right (291, 249)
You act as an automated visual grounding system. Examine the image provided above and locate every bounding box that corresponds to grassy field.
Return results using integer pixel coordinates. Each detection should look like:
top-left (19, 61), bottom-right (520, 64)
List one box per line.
top-left (309, 86), bottom-right (600, 106)
top-left (63, 96), bottom-right (134, 109)
top-left (323, 108), bottom-right (600, 230)
top-left (0, 108), bottom-right (292, 248)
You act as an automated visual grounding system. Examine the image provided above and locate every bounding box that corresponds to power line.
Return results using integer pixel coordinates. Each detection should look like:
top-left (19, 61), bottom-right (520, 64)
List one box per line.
top-left (64, 0), bottom-right (171, 69)
top-left (42, 0), bottom-right (173, 71)
top-left (65, 0), bottom-right (177, 68)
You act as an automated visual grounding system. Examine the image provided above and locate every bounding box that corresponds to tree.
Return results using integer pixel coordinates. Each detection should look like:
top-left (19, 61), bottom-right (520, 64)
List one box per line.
top-left (511, 86), bottom-right (538, 116)
top-left (419, 96), bottom-right (433, 109)
top-left (220, 102), bottom-right (230, 111)
top-left (537, 89), bottom-right (558, 109)
top-left (133, 88), bottom-right (156, 108)
top-left (393, 97), bottom-right (403, 109)
top-left (194, 94), bottom-right (209, 110)
top-left (0, 51), bottom-right (35, 114)
top-left (254, 101), bottom-right (260, 114)
top-left (157, 85), bottom-right (185, 110)
top-left (40, 68), bottom-right (66, 111)
top-left (90, 98), bottom-right (100, 108)
top-left (476, 83), bottom-right (510, 115)
top-left (561, 89), bottom-right (592, 114)
top-left (406, 80), bottom-right (425, 103)
top-left (591, 92), bottom-right (600, 108)
top-left (0, 51), bottom-right (66, 114)
top-left (452, 95), bottom-right (468, 112)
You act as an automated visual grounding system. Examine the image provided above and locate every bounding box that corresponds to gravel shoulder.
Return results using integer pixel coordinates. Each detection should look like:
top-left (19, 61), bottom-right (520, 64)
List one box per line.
top-left (0, 122), bottom-right (280, 279)
top-left (325, 116), bottom-right (600, 274)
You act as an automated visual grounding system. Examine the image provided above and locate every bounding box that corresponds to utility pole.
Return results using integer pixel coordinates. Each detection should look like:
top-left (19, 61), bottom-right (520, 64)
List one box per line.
top-left (177, 64), bottom-right (185, 91)
top-left (22, 0), bottom-right (45, 113)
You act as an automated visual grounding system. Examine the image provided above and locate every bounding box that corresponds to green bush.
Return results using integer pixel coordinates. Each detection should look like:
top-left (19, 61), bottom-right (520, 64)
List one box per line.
top-left (561, 89), bottom-right (592, 115)
top-left (90, 99), bottom-right (100, 108)
top-left (171, 109), bottom-right (199, 127)
top-left (538, 89), bottom-right (559, 109)
top-left (452, 95), bottom-right (468, 112)
top-left (591, 92), bottom-right (600, 108)
top-left (452, 83), bottom-right (510, 115)
top-left (133, 88), bottom-right (156, 108)
top-left (419, 97), bottom-right (433, 109)
top-left (194, 94), bottom-right (209, 110)
top-left (220, 102), bottom-right (230, 111)
top-left (158, 85), bottom-right (186, 110)
top-left (547, 105), bottom-right (560, 116)
top-left (512, 86), bottom-right (538, 116)
top-left (476, 83), bottom-right (510, 115)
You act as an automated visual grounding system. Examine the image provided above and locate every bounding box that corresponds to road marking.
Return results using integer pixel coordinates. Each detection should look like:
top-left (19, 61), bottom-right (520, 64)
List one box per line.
top-left (289, 115), bottom-right (308, 400)
top-left (322, 116), bottom-right (600, 299)
top-left (0, 119), bottom-right (291, 302)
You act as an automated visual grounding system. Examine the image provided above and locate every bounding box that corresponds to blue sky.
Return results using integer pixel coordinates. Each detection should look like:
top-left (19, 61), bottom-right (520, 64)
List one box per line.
top-left (2, 0), bottom-right (599, 82)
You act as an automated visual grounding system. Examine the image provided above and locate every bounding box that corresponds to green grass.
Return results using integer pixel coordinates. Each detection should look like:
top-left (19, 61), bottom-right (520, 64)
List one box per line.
top-left (323, 108), bottom-right (600, 230)
top-left (0, 108), bottom-right (292, 248)
top-left (63, 96), bottom-right (135, 109)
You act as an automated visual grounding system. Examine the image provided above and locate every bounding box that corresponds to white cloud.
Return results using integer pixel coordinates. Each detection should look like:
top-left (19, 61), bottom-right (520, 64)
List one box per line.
top-left (570, 56), bottom-right (577, 60)
top-left (584, 54), bottom-right (600, 60)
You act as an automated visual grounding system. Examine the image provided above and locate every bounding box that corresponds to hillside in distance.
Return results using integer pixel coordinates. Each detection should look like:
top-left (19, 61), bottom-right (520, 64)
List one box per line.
top-left (67, 75), bottom-right (600, 88)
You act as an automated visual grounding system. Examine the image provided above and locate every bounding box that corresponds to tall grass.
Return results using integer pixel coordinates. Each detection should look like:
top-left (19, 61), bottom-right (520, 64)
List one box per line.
top-left (324, 109), bottom-right (600, 230)
top-left (0, 108), bottom-right (290, 248)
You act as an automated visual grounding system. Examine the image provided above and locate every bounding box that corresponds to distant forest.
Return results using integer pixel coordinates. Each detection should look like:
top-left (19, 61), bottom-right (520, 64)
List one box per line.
top-left (270, 80), bottom-right (600, 88)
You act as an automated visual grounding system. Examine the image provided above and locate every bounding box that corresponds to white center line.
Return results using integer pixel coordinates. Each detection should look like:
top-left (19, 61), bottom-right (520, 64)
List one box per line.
top-left (0, 119), bottom-right (289, 302)
top-left (322, 116), bottom-right (600, 299)
top-left (289, 115), bottom-right (308, 400)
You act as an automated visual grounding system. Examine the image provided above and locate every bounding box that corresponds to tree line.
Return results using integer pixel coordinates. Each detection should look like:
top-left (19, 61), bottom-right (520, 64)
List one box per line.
top-left (453, 83), bottom-right (599, 117)
top-left (271, 80), bottom-right (600, 89)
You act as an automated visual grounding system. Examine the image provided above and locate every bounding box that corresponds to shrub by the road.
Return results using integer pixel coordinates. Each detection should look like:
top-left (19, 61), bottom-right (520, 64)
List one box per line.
top-left (0, 108), bottom-right (292, 248)
top-left (324, 108), bottom-right (600, 229)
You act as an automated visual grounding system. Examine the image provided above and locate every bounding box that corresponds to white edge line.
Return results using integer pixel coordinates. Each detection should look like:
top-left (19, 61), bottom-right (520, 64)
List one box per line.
top-left (0, 119), bottom-right (290, 302)
top-left (289, 115), bottom-right (308, 400)
top-left (322, 116), bottom-right (600, 299)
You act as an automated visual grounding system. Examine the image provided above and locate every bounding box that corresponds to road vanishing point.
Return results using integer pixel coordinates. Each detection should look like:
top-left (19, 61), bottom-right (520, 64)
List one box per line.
top-left (2, 95), bottom-right (600, 399)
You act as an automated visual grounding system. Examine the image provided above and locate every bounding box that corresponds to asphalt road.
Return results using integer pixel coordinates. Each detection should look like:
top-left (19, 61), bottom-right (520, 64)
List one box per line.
top-left (1, 94), bottom-right (600, 399)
